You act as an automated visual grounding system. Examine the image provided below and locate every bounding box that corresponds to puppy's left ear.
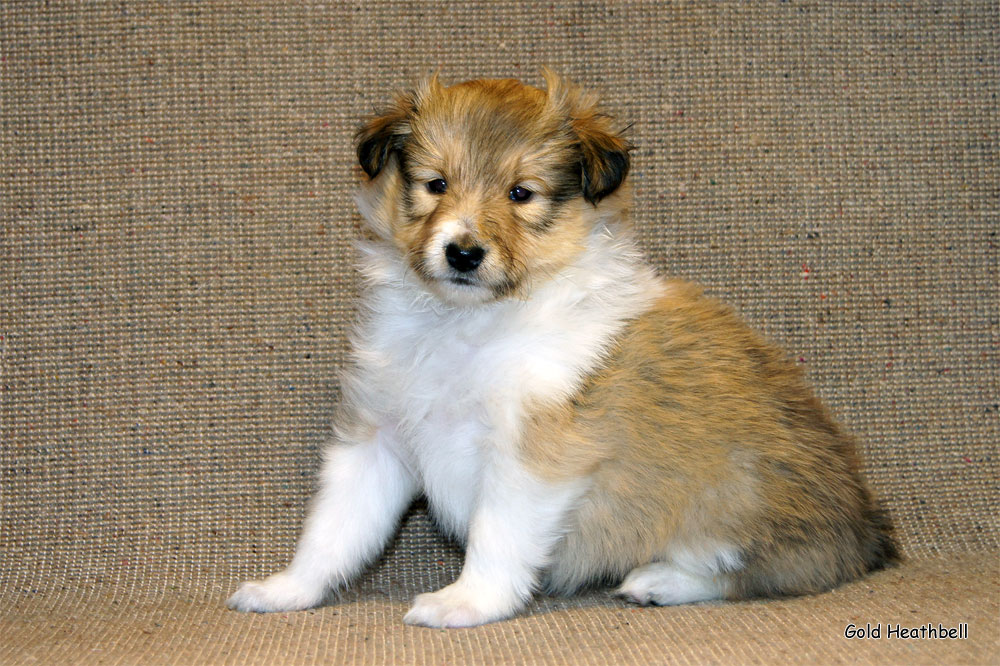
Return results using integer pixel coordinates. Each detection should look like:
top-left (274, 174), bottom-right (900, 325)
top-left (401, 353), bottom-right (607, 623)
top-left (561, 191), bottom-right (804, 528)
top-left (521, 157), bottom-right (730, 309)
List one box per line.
top-left (355, 95), bottom-right (415, 179)
top-left (542, 69), bottom-right (631, 205)
top-left (574, 115), bottom-right (631, 205)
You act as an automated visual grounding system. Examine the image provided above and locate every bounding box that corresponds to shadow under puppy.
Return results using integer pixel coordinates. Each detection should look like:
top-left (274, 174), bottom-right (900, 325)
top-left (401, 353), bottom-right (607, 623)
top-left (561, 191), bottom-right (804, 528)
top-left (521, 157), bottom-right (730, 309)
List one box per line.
top-left (227, 71), bottom-right (899, 628)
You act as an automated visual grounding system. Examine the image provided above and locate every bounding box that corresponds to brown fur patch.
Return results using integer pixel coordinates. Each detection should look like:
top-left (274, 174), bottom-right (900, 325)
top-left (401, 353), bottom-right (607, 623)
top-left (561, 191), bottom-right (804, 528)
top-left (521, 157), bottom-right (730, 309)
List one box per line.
top-left (522, 281), bottom-right (900, 595)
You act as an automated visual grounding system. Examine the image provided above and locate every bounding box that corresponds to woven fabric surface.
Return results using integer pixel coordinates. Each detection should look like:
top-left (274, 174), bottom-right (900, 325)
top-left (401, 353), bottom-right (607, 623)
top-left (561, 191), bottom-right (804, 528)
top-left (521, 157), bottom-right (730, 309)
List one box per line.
top-left (3, 554), bottom-right (997, 665)
top-left (2, 2), bottom-right (997, 664)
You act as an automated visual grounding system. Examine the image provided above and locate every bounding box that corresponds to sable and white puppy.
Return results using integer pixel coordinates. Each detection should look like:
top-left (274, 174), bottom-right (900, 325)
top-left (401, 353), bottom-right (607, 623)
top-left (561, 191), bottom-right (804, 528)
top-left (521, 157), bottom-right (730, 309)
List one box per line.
top-left (227, 72), bottom-right (899, 628)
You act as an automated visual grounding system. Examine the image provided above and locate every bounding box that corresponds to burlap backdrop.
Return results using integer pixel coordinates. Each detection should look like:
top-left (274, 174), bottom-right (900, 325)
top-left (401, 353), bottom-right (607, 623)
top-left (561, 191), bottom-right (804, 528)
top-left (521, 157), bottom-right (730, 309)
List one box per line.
top-left (2, 2), bottom-right (997, 664)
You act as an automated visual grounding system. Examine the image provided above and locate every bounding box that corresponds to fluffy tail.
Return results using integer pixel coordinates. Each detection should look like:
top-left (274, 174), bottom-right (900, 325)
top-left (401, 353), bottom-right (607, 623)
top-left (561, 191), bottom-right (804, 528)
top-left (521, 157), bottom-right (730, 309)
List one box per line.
top-left (862, 504), bottom-right (902, 572)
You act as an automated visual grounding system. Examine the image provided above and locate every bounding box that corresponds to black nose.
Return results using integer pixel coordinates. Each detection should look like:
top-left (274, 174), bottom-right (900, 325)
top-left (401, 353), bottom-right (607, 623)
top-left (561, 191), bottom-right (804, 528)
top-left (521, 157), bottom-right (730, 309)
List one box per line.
top-left (445, 243), bottom-right (485, 273)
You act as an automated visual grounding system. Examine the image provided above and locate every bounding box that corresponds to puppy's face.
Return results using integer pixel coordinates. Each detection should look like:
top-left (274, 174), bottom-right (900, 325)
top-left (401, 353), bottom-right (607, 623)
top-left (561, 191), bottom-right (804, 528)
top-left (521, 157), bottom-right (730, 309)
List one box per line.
top-left (356, 73), bottom-right (630, 305)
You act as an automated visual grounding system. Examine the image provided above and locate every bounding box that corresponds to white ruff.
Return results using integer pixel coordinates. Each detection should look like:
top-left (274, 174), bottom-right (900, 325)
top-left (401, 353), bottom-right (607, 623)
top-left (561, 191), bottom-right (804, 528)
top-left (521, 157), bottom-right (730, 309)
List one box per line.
top-left (346, 222), bottom-right (664, 540)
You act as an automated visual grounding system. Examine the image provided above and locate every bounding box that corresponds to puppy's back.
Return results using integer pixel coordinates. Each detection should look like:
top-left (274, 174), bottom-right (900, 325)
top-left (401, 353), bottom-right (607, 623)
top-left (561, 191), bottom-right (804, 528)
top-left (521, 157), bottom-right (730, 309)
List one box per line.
top-left (526, 279), bottom-right (900, 596)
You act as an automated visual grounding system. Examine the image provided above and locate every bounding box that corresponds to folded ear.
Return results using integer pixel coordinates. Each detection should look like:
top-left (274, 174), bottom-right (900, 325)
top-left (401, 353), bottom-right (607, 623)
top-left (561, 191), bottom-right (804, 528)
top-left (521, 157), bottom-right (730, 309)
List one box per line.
top-left (541, 68), bottom-right (632, 205)
top-left (355, 95), bottom-right (415, 179)
top-left (574, 115), bottom-right (631, 205)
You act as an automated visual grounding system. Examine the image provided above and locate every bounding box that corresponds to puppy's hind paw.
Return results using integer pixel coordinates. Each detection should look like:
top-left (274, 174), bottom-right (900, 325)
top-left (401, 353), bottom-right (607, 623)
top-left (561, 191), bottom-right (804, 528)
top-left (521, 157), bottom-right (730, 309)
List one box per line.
top-left (226, 572), bottom-right (323, 613)
top-left (616, 562), bottom-right (725, 606)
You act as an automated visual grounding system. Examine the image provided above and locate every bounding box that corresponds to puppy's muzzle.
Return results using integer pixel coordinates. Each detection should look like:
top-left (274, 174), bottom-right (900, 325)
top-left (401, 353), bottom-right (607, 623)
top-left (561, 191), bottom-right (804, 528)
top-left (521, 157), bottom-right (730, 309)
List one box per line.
top-left (445, 242), bottom-right (486, 273)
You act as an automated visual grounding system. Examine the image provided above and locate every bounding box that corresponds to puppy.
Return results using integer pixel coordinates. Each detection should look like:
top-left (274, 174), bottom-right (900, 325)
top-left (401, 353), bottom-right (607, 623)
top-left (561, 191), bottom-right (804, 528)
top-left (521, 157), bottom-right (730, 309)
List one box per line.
top-left (227, 71), bottom-right (899, 628)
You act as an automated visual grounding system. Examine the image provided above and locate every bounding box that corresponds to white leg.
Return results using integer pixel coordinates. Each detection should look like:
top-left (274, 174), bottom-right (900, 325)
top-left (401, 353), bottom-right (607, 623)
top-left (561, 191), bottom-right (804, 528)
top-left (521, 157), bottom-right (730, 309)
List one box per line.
top-left (616, 561), bottom-right (727, 606)
top-left (227, 429), bottom-right (417, 612)
top-left (403, 457), bottom-right (583, 628)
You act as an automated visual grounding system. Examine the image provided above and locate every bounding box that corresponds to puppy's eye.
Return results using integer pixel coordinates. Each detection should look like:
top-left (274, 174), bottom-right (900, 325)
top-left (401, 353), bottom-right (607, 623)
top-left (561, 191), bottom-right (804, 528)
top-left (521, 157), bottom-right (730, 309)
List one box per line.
top-left (426, 179), bottom-right (448, 195)
top-left (509, 185), bottom-right (533, 202)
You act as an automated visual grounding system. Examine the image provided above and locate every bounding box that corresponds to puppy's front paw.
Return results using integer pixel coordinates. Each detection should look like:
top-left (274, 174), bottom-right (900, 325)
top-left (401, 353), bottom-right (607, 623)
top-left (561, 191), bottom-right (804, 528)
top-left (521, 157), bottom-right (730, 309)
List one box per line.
top-left (226, 572), bottom-right (323, 613)
top-left (403, 583), bottom-right (518, 628)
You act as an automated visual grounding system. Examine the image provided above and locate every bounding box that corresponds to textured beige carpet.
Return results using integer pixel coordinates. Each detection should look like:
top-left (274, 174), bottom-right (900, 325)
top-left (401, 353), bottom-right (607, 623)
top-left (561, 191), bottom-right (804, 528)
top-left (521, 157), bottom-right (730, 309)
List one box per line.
top-left (3, 553), bottom-right (997, 665)
top-left (2, 1), bottom-right (997, 663)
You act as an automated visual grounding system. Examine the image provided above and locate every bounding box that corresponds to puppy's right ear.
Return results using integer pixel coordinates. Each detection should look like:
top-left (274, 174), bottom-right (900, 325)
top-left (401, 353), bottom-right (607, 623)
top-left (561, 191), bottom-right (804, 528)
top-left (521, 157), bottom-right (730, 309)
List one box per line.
top-left (355, 95), bottom-right (415, 179)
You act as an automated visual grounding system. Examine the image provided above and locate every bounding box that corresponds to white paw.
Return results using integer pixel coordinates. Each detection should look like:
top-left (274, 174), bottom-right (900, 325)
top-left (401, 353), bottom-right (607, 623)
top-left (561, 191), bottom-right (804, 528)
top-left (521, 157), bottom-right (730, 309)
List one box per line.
top-left (226, 572), bottom-right (324, 613)
top-left (616, 563), bottom-right (724, 606)
top-left (403, 583), bottom-right (517, 628)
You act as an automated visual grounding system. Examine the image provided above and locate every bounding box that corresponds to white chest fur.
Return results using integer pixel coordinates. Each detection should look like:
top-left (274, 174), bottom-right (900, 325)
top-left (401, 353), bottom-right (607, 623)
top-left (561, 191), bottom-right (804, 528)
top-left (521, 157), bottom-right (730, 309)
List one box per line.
top-left (344, 226), bottom-right (663, 539)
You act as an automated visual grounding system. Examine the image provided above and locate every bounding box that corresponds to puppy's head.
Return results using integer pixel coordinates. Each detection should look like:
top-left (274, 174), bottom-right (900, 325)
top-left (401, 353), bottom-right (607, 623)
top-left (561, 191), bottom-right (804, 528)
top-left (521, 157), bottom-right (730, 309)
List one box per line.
top-left (356, 71), bottom-right (631, 305)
